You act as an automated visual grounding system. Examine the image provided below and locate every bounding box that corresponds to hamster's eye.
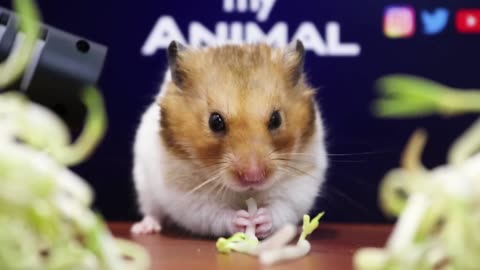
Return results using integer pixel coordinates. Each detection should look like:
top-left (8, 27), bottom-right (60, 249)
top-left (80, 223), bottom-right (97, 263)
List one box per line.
top-left (209, 112), bottom-right (226, 133)
top-left (268, 111), bottom-right (282, 130)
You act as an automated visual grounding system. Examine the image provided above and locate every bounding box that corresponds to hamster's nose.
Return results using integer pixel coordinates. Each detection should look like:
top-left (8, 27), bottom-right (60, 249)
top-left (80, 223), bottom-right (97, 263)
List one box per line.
top-left (233, 157), bottom-right (270, 185)
top-left (237, 166), bottom-right (265, 183)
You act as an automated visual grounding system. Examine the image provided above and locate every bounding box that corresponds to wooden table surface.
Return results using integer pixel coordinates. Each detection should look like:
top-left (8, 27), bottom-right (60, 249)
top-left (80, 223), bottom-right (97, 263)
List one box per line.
top-left (109, 223), bottom-right (392, 270)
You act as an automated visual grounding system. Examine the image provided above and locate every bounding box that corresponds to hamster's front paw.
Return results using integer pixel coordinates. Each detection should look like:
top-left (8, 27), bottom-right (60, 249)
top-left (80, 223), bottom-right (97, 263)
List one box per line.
top-left (252, 208), bottom-right (273, 239)
top-left (130, 215), bottom-right (162, 235)
top-left (230, 210), bottom-right (253, 234)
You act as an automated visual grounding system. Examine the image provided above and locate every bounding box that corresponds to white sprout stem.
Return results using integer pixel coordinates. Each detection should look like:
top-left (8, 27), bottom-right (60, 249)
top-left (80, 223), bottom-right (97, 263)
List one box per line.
top-left (228, 242), bottom-right (259, 256)
top-left (245, 198), bottom-right (258, 238)
top-left (353, 248), bottom-right (389, 270)
top-left (255, 224), bottom-right (297, 253)
top-left (259, 239), bottom-right (311, 266)
top-left (386, 194), bottom-right (429, 253)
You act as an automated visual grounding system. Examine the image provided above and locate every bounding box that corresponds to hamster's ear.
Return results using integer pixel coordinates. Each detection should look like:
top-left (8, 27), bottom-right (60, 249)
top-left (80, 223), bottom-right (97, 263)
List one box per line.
top-left (167, 40), bottom-right (188, 89)
top-left (284, 40), bottom-right (305, 86)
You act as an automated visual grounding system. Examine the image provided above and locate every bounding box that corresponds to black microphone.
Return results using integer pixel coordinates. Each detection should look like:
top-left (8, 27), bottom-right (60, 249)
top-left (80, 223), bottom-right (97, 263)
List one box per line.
top-left (0, 6), bottom-right (108, 132)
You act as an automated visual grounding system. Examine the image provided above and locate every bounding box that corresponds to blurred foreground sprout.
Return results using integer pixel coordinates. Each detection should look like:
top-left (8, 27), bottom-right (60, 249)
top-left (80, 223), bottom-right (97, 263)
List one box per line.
top-left (354, 75), bottom-right (480, 270)
top-left (373, 74), bottom-right (480, 118)
top-left (0, 0), bottom-right (149, 269)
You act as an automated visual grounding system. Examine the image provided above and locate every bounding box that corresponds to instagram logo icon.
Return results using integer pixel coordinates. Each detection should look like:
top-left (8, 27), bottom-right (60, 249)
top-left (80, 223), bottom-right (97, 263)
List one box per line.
top-left (384, 5), bottom-right (416, 38)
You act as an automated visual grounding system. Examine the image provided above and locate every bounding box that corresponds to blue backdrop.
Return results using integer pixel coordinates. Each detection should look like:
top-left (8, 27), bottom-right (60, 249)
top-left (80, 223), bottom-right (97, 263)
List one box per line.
top-left (2, 0), bottom-right (480, 222)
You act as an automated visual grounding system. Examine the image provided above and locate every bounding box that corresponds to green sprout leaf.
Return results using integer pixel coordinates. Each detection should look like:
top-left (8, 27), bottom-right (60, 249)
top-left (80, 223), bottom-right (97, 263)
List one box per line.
top-left (299, 212), bottom-right (325, 242)
top-left (216, 233), bottom-right (259, 254)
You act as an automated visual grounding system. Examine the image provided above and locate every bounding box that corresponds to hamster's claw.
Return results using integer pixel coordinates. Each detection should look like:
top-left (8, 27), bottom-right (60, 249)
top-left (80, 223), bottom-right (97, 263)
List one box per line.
top-left (252, 207), bottom-right (273, 238)
top-left (130, 215), bottom-right (162, 235)
top-left (230, 210), bottom-right (252, 234)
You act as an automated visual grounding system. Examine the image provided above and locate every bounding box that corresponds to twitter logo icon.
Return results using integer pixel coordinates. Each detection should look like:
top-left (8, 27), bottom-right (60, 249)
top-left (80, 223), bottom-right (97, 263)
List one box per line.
top-left (421, 8), bottom-right (450, 35)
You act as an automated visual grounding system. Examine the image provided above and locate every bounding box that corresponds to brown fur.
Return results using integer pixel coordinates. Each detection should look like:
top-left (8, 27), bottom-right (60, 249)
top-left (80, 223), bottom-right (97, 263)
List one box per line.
top-left (158, 43), bottom-right (317, 182)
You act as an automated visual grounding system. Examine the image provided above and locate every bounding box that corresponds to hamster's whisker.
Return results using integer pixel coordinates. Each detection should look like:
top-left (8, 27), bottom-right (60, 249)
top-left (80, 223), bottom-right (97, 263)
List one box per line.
top-left (276, 163), bottom-right (318, 181)
top-left (222, 155), bottom-right (235, 165)
top-left (276, 167), bottom-right (303, 179)
top-left (269, 145), bottom-right (298, 156)
top-left (327, 149), bottom-right (394, 157)
top-left (328, 159), bottom-right (367, 163)
top-left (203, 176), bottom-right (227, 201)
top-left (213, 181), bottom-right (228, 201)
top-left (320, 186), bottom-right (379, 219)
top-left (183, 162), bottom-right (229, 176)
top-left (186, 174), bottom-right (222, 196)
top-left (185, 167), bottom-right (227, 196)
top-left (171, 157), bottom-right (230, 167)
top-left (219, 183), bottom-right (229, 201)
top-left (273, 153), bottom-right (366, 162)
top-left (172, 157), bottom-right (223, 162)
top-left (170, 165), bottom-right (225, 181)
top-left (275, 153), bottom-right (315, 157)
top-left (327, 153), bottom-right (369, 157)
top-left (200, 162), bottom-right (229, 169)
top-left (208, 179), bottom-right (224, 198)
top-left (275, 153), bottom-right (365, 163)
top-left (277, 167), bottom-right (317, 183)
top-left (266, 148), bottom-right (280, 158)
top-left (272, 157), bottom-right (315, 166)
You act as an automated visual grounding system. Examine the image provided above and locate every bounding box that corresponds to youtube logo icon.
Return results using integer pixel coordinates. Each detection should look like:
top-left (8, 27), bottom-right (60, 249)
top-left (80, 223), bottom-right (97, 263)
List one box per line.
top-left (456, 9), bottom-right (480, 33)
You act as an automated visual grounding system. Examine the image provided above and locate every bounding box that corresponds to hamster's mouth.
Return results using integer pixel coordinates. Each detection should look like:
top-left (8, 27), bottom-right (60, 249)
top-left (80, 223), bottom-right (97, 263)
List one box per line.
top-left (239, 181), bottom-right (266, 189)
top-left (230, 184), bottom-right (269, 192)
top-left (227, 177), bottom-right (274, 192)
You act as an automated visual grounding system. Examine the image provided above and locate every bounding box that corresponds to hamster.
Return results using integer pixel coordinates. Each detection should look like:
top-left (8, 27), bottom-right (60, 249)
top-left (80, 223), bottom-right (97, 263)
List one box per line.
top-left (131, 40), bottom-right (328, 239)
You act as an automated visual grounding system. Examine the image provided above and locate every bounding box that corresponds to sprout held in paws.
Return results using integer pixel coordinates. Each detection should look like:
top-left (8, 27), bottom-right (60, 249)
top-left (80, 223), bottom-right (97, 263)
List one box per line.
top-left (216, 198), bottom-right (325, 266)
